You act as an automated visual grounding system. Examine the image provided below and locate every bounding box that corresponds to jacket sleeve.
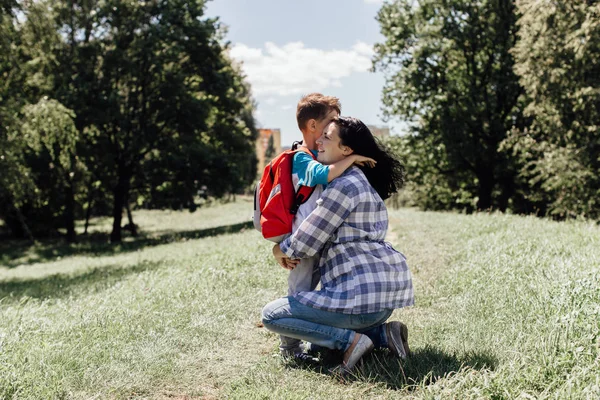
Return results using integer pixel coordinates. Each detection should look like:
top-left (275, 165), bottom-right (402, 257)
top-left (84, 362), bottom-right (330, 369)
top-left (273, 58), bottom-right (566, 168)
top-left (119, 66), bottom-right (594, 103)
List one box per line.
top-left (280, 178), bottom-right (357, 259)
top-left (293, 152), bottom-right (329, 187)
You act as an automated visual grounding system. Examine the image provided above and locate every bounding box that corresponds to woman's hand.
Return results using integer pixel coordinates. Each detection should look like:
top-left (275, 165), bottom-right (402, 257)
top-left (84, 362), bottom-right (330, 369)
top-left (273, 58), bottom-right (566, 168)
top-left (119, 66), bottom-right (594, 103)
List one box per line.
top-left (273, 244), bottom-right (300, 270)
top-left (351, 155), bottom-right (377, 168)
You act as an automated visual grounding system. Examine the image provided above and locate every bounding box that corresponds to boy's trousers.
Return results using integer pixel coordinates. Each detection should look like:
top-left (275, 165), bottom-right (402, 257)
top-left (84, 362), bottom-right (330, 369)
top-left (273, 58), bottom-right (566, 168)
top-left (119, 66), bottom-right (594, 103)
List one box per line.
top-left (279, 255), bottom-right (320, 354)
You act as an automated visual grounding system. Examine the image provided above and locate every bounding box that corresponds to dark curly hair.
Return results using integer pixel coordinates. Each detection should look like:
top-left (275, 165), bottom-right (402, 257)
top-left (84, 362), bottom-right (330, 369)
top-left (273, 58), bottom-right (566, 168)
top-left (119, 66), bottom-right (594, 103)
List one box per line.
top-left (334, 117), bottom-right (404, 200)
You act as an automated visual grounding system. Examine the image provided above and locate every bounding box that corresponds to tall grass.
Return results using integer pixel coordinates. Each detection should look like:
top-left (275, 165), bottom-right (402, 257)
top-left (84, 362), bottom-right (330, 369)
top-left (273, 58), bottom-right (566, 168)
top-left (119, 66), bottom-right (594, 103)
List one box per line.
top-left (0, 197), bottom-right (598, 399)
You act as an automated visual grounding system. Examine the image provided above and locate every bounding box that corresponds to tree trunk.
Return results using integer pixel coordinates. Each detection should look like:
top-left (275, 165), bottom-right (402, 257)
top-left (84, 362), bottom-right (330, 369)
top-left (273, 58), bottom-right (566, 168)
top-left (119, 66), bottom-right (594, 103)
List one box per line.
top-left (65, 178), bottom-right (76, 243)
top-left (476, 167), bottom-right (495, 211)
top-left (497, 175), bottom-right (514, 212)
top-left (84, 186), bottom-right (94, 235)
top-left (0, 212), bottom-right (23, 238)
top-left (0, 185), bottom-right (35, 243)
top-left (125, 199), bottom-right (137, 237)
top-left (7, 202), bottom-right (35, 243)
top-left (110, 165), bottom-right (130, 243)
top-left (110, 190), bottom-right (124, 243)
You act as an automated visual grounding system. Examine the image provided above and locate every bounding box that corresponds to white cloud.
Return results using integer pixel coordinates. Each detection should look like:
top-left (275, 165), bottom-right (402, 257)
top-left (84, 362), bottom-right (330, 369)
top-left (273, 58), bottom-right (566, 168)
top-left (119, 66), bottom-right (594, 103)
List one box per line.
top-left (364, 0), bottom-right (384, 4)
top-left (230, 41), bottom-right (374, 97)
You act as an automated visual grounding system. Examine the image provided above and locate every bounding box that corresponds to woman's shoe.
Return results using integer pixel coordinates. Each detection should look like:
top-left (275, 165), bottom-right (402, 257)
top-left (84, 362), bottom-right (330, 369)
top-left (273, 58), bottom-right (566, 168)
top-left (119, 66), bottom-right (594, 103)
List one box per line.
top-left (385, 321), bottom-right (410, 359)
top-left (336, 333), bottom-right (374, 375)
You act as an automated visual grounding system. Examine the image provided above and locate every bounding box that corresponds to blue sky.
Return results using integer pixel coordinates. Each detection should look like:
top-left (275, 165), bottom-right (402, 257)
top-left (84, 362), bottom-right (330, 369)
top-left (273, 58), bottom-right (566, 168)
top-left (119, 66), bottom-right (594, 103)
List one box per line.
top-left (205, 0), bottom-right (404, 146)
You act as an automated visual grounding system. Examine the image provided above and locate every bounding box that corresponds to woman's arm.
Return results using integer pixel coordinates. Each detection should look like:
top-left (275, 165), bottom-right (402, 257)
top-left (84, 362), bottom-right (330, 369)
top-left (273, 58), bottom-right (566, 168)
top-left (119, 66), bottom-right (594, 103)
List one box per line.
top-left (325, 155), bottom-right (375, 182)
top-left (280, 179), bottom-right (358, 259)
top-left (296, 153), bottom-right (376, 187)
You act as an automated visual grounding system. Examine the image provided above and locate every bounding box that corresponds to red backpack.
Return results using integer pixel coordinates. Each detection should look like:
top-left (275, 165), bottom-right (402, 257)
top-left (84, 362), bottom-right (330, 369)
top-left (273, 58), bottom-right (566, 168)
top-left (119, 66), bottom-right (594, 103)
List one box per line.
top-left (253, 146), bottom-right (317, 242)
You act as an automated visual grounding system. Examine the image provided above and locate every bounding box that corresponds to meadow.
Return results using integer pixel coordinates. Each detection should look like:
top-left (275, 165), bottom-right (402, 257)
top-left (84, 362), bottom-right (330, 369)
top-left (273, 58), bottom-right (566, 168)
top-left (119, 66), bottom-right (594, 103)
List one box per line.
top-left (0, 196), bottom-right (599, 399)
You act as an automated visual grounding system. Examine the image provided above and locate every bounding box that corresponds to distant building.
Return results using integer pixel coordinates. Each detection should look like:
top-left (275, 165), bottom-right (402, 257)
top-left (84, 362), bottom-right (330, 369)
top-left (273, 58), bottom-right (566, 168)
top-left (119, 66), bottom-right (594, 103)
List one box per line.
top-left (256, 128), bottom-right (282, 175)
top-left (367, 125), bottom-right (390, 139)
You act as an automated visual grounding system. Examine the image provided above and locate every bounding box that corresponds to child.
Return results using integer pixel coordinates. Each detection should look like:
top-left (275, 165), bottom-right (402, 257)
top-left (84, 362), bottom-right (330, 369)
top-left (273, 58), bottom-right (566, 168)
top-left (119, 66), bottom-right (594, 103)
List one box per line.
top-left (277, 93), bottom-right (375, 358)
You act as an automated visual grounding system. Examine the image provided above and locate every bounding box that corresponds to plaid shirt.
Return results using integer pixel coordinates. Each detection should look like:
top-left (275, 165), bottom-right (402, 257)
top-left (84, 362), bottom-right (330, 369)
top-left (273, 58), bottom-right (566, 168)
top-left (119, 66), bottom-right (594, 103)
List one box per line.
top-left (280, 167), bottom-right (414, 314)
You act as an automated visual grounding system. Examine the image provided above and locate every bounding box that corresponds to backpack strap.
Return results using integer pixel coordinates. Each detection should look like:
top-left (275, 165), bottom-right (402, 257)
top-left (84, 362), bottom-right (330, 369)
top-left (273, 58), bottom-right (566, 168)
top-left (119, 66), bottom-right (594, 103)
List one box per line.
top-left (291, 140), bottom-right (303, 151)
top-left (290, 146), bottom-right (318, 215)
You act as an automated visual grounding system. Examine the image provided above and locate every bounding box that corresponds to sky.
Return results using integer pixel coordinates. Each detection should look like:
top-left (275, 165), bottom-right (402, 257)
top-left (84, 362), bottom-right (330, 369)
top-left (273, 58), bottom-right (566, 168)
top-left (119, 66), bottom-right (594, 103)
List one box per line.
top-left (204, 0), bottom-right (405, 147)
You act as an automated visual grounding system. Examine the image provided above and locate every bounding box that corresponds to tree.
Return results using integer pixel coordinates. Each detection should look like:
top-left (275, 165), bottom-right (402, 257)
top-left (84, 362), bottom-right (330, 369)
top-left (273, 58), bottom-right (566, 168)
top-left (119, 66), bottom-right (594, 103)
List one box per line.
top-left (0, 0), bottom-right (257, 242)
top-left (21, 98), bottom-right (82, 242)
top-left (41, 0), bottom-right (257, 242)
top-left (374, 0), bottom-right (527, 211)
top-left (0, 0), bottom-right (37, 241)
top-left (0, 0), bottom-right (88, 241)
top-left (508, 0), bottom-right (600, 219)
top-left (95, 0), bottom-right (257, 242)
top-left (385, 134), bottom-right (475, 211)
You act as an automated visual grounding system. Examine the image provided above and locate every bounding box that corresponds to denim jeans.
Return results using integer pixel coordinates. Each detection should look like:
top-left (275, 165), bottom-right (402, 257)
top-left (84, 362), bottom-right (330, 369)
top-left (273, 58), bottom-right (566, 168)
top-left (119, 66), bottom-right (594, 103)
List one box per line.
top-left (262, 296), bottom-right (392, 352)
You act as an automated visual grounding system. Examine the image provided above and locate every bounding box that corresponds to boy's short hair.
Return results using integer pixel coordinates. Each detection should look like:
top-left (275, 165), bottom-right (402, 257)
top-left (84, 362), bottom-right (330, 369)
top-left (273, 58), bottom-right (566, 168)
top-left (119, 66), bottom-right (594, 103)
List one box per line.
top-left (296, 93), bottom-right (341, 131)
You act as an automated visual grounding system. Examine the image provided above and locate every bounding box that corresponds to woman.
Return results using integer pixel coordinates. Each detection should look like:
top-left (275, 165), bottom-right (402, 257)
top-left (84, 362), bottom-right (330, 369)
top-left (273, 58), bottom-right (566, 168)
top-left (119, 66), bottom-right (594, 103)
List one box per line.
top-left (262, 117), bottom-right (414, 374)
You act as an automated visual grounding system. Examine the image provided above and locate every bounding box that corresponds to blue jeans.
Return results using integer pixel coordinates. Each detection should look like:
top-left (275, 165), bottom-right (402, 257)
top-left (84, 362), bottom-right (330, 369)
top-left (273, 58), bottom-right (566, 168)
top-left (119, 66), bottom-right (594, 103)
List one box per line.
top-left (262, 296), bottom-right (392, 352)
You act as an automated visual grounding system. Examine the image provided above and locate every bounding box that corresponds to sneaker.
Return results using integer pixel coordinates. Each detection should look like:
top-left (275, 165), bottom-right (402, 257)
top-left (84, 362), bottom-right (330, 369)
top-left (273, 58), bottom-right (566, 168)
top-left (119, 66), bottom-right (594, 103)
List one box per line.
top-left (281, 348), bottom-right (319, 365)
top-left (280, 346), bottom-right (303, 358)
top-left (290, 352), bottom-right (319, 364)
top-left (385, 321), bottom-right (410, 359)
top-left (303, 342), bottom-right (334, 357)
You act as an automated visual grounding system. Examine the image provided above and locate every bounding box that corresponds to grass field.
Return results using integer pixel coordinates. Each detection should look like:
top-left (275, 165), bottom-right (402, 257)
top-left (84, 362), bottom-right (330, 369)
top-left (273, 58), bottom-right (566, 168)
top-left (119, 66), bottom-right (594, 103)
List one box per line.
top-left (1, 196), bottom-right (599, 399)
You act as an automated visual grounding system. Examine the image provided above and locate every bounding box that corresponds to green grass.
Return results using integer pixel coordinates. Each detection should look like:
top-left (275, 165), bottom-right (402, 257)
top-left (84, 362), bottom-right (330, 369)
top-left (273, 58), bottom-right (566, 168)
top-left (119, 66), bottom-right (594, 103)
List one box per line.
top-left (1, 196), bottom-right (599, 399)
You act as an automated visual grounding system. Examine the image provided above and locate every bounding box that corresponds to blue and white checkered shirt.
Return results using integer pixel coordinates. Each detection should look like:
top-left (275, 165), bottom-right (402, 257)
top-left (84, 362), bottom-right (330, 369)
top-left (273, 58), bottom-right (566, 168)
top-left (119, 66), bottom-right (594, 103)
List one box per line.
top-left (280, 167), bottom-right (414, 314)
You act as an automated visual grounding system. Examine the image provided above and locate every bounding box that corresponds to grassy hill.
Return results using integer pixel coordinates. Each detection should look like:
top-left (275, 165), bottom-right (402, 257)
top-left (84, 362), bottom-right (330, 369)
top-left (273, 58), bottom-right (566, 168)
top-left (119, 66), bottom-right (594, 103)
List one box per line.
top-left (1, 196), bottom-right (599, 399)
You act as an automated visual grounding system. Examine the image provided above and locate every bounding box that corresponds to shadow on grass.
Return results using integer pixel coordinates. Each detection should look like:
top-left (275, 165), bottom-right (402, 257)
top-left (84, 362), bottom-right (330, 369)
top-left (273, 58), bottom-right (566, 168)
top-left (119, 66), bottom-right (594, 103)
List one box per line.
top-left (0, 259), bottom-right (164, 303)
top-left (292, 345), bottom-right (497, 390)
top-left (370, 345), bottom-right (497, 390)
top-left (0, 221), bottom-right (254, 269)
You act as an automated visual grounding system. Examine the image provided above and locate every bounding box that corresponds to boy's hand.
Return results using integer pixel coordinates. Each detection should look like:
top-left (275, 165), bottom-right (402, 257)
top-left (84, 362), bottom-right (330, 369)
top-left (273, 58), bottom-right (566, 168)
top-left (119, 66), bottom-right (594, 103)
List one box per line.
top-left (282, 257), bottom-right (300, 270)
top-left (352, 155), bottom-right (377, 168)
top-left (273, 244), bottom-right (300, 270)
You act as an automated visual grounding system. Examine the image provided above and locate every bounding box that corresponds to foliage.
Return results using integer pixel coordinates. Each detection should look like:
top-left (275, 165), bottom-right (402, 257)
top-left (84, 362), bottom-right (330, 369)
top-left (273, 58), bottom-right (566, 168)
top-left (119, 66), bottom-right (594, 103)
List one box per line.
top-left (21, 98), bottom-right (79, 175)
top-left (20, 98), bottom-right (84, 240)
top-left (0, 0), bottom-right (258, 241)
top-left (0, 1), bottom-right (89, 241)
top-left (0, 1), bottom-right (38, 240)
top-left (89, 0), bottom-right (257, 241)
top-left (507, 0), bottom-right (600, 219)
top-left (385, 135), bottom-right (476, 211)
top-left (374, 0), bottom-right (527, 211)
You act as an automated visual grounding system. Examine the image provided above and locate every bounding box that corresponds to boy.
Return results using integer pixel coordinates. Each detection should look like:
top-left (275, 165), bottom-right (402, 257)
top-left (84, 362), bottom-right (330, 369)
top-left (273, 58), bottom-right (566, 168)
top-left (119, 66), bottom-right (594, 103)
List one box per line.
top-left (276, 93), bottom-right (375, 358)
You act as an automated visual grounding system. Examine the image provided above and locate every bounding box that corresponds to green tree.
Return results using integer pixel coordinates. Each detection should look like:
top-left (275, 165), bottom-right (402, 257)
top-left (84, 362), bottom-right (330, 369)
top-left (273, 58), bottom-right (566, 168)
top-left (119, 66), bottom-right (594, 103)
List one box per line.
top-left (0, 0), bottom-right (37, 241)
top-left (21, 98), bottom-right (82, 242)
top-left (0, 0), bottom-right (88, 241)
top-left (35, 0), bottom-right (257, 242)
top-left (507, 0), bottom-right (600, 219)
top-left (385, 134), bottom-right (475, 211)
top-left (1, 0), bottom-right (257, 242)
top-left (374, 0), bottom-right (526, 211)
top-left (94, 0), bottom-right (256, 242)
